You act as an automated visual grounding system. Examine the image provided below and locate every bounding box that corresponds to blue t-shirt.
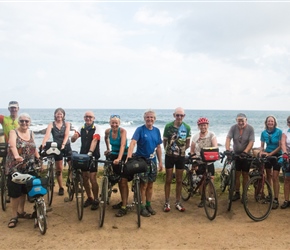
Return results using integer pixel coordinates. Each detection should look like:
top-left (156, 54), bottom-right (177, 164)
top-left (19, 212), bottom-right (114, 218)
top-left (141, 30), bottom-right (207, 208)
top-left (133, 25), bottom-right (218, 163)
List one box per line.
top-left (260, 127), bottom-right (282, 154)
top-left (132, 125), bottom-right (162, 160)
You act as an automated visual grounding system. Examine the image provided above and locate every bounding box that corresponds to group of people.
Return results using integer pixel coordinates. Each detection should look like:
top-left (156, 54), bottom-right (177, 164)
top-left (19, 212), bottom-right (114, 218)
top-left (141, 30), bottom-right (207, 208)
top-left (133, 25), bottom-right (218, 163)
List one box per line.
top-left (1, 101), bottom-right (290, 229)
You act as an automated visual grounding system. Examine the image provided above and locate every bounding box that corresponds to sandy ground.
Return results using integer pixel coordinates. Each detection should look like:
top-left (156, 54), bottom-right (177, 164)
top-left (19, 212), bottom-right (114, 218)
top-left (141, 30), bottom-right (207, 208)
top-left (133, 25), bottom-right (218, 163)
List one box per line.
top-left (1, 171), bottom-right (290, 250)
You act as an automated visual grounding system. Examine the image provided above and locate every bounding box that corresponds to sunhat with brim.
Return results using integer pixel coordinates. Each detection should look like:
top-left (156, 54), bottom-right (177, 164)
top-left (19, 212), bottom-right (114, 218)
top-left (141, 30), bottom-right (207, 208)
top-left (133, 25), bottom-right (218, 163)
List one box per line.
top-left (8, 101), bottom-right (19, 108)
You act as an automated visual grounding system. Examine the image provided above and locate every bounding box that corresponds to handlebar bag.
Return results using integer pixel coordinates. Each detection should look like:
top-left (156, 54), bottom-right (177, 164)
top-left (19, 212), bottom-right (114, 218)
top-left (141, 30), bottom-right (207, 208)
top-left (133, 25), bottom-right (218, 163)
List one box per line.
top-left (200, 147), bottom-right (220, 162)
top-left (72, 152), bottom-right (90, 171)
top-left (0, 143), bottom-right (8, 157)
top-left (124, 156), bottom-right (148, 175)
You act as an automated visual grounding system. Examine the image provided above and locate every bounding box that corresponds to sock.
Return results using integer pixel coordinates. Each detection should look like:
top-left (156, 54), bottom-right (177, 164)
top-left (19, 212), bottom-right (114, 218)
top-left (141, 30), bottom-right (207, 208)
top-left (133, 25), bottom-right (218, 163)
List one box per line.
top-left (146, 201), bottom-right (151, 207)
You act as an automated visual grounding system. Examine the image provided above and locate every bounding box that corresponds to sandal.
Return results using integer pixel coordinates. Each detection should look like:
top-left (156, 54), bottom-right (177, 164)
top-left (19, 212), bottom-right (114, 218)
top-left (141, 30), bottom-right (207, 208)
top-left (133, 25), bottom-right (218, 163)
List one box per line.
top-left (8, 218), bottom-right (18, 228)
top-left (17, 212), bottom-right (33, 219)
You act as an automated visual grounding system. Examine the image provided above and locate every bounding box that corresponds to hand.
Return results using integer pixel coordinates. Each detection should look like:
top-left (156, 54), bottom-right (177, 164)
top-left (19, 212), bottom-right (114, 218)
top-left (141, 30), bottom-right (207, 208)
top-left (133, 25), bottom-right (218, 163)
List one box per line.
top-left (87, 151), bottom-right (93, 157)
top-left (113, 159), bottom-right (120, 165)
top-left (283, 153), bottom-right (289, 160)
top-left (225, 150), bottom-right (231, 155)
top-left (240, 152), bottom-right (248, 158)
top-left (15, 156), bottom-right (23, 162)
top-left (158, 162), bottom-right (163, 172)
top-left (104, 150), bottom-right (110, 156)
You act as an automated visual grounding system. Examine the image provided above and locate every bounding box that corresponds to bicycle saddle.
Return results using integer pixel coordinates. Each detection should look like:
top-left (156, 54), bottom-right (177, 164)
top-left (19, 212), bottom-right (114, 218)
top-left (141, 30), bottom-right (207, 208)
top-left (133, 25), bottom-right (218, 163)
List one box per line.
top-left (11, 172), bottom-right (35, 184)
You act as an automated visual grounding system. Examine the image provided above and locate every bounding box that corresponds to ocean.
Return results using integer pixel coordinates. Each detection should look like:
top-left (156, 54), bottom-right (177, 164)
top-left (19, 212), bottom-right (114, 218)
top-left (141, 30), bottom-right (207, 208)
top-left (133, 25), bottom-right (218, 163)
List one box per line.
top-left (1, 108), bottom-right (289, 168)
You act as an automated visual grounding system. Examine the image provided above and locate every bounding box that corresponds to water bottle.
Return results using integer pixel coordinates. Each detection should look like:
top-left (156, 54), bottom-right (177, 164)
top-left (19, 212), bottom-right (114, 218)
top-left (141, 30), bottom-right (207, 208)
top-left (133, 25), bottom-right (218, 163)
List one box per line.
top-left (192, 174), bottom-right (197, 187)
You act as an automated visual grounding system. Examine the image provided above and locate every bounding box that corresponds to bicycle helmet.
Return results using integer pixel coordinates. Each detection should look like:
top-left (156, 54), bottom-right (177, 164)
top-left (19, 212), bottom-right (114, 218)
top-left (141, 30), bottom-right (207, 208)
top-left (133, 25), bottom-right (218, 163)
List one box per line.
top-left (197, 117), bottom-right (209, 125)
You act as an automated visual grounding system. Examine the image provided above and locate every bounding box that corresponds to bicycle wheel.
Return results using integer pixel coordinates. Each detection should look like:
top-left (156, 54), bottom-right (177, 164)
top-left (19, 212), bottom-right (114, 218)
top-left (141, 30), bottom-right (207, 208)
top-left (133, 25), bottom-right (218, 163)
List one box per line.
top-left (99, 176), bottom-right (108, 228)
top-left (227, 165), bottom-right (235, 212)
top-left (36, 200), bottom-right (47, 235)
top-left (46, 162), bottom-right (54, 207)
top-left (220, 161), bottom-right (228, 193)
top-left (1, 166), bottom-right (8, 211)
top-left (243, 176), bottom-right (273, 222)
top-left (66, 167), bottom-right (74, 201)
top-left (181, 170), bottom-right (191, 201)
top-left (203, 179), bottom-right (218, 220)
top-left (75, 173), bottom-right (84, 220)
top-left (134, 179), bottom-right (141, 228)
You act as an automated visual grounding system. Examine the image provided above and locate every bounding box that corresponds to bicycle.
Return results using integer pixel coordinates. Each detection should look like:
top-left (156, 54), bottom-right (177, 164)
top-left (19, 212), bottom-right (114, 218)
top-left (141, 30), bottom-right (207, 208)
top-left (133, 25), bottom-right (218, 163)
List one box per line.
top-left (219, 151), bottom-right (238, 212)
top-left (242, 154), bottom-right (275, 222)
top-left (11, 160), bottom-right (48, 235)
top-left (67, 151), bottom-right (88, 220)
top-left (40, 142), bottom-right (61, 207)
top-left (181, 155), bottom-right (218, 220)
top-left (0, 142), bottom-right (8, 211)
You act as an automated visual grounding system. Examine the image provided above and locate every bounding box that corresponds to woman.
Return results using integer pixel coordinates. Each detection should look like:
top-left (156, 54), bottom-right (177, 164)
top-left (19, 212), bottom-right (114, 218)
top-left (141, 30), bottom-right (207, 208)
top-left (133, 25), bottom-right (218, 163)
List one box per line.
top-left (280, 116), bottom-right (290, 209)
top-left (190, 117), bottom-right (218, 208)
top-left (104, 114), bottom-right (129, 217)
top-left (260, 115), bottom-right (282, 209)
top-left (6, 113), bottom-right (40, 228)
top-left (41, 108), bottom-right (71, 196)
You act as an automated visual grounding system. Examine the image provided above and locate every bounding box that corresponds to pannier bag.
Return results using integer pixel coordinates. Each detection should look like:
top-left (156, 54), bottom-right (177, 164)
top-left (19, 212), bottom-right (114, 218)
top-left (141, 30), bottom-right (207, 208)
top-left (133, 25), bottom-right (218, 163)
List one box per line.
top-left (26, 177), bottom-right (48, 197)
top-left (200, 147), bottom-right (219, 162)
top-left (124, 156), bottom-right (148, 175)
top-left (0, 143), bottom-right (8, 157)
top-left (71, 151), bottom-right (90, 171)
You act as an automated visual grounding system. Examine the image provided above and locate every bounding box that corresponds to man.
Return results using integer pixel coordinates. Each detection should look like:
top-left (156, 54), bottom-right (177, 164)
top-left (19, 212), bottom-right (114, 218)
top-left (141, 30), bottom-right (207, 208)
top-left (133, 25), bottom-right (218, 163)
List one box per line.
top-left (225, 113), bottom-right (255, 201)
top-left (127, 109), bottom-right (163, 217)
top-left (163, 107), bottom-right (191, 212)
top-left (71, 111), bottom-right (100, 210)
top-left (0, 101), bottom-right (19, 143)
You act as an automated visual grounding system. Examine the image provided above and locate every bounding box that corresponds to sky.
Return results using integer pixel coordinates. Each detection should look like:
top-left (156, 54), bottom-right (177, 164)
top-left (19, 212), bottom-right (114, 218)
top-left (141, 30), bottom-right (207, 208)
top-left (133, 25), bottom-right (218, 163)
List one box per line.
top-left (1, 0), bottom-right (290, 111)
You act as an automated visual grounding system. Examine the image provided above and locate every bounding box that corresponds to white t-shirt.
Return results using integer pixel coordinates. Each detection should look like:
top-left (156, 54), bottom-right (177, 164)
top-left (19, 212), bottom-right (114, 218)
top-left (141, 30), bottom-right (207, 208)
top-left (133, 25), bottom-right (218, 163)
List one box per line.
top-left (191, 131), bottom-right (216, 156)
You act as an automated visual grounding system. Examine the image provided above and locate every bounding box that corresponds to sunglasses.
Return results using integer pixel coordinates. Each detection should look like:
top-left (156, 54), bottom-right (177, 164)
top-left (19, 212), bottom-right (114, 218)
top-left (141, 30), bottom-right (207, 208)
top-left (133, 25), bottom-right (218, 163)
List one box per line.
top-left (19, 120), bottom-right (29, 124)
top-left (84, 116), bottom-right (93, 119)
top-left (175, 114), bottom-right (185, 118)
top-left (287, 121), bottom-right (290, 124)
top-left (110, 115), bottom-right (120, 119)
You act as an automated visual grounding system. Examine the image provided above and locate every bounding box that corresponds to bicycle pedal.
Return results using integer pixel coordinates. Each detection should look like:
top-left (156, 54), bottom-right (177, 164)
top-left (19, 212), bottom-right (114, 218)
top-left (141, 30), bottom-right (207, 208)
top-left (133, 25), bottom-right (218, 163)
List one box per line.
top-left (112, 188), bottom-right (118, 193)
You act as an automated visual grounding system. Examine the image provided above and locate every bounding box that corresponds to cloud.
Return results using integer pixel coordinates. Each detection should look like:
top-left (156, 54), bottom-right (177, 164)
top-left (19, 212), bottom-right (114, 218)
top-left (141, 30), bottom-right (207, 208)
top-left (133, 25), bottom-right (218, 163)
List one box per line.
top-left (134, 7), bottom-right (174, 26)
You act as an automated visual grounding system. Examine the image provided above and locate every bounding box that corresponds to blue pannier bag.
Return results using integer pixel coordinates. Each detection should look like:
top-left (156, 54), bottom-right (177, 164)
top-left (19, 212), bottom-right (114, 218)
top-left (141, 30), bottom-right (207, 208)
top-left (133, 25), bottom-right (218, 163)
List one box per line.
top-left (26, 178), bottom-right (48, 197)
top-left (72, 151), bottom-right (90, 171)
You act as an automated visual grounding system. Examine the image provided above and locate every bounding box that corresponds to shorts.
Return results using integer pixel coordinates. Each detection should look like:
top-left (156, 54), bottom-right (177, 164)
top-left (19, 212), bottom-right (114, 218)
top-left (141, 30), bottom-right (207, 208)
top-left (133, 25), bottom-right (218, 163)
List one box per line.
top-left (265, 154), bottom-right (281, 171)
top-left (55, 144), bottom-right (72, 162)
top-left (196, 163), bottom-right (215, 177)
top-left (107, 154), bottom-right (133, 181)
top-left (235, 157), bottom-right (251, 172)
top-left (279, 158), bottom-right (290, 176)
top-left (165, 155), bottom-right (185, 170)
top-left (139, 160), bottom-right (157, 183)
top-left (85, 160), bottom-right (98, 173)
top-left (7, 175), bottom-right (28, 198)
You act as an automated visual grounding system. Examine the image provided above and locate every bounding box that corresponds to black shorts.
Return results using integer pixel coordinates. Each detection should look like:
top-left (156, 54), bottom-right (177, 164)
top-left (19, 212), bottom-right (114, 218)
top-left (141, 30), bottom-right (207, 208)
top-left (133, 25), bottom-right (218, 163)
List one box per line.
top-left (7, 175), bottom-right (28, 198)
top-left (265, 155), bottom-right (281, 171)
top-left (55, 144), bottom-right (72, 162)
top-left (235, 157), bottom-right (250, 172)
top-left (196, 163), bottom-right (215, 177)
top-left (165, 155), bottom-right (185, 170)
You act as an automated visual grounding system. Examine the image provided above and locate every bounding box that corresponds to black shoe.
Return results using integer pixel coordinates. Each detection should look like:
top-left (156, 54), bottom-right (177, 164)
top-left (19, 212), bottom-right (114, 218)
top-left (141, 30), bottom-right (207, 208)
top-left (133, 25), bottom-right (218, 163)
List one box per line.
top-left (84, 198), bottom-right (93, 208)
top-left (141, 207), bottom-right (150, 217)
top-left (198, 201), bottom-right (204, 208)
top-left (272, 200), bottom-right (279, 210)
top-left (112, 201), bottom-right (122, 209)
top-left (58, 188), bottom-right (64, 196)
top-left (146, 205), bottom-right (156, 215)
top-left (232, 192), bottom-right (240, 201)
top-left (91, 199), bottom-right (99, 210)
top-left (280, 200), bottom-right (290, 209)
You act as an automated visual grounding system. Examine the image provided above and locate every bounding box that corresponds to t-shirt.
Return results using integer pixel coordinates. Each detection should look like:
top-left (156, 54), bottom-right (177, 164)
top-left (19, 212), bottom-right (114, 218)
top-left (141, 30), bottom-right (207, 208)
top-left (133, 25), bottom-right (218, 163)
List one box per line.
top-left (0, 115), bottom-right (18, 142)
top-left (260, 128), bottom-right (282, 154)
top-left (163, 121), bottom-right (191, 157)
top-left (191, 131), bottom-right (216, 156)
top-left (132, 125), bottom-right (162, 160)
top-left (283, 128), bottom-right (290, 153)
top-left (227, 124), bottom-right (255, 154)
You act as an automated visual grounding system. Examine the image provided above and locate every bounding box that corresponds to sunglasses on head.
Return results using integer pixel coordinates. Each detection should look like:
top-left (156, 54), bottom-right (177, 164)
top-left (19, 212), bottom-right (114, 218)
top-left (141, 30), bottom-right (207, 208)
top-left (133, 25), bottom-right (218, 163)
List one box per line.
top-left (110, 115), bottom-right (120, 119)
top-left (19, 120), bottom-right (29, 124)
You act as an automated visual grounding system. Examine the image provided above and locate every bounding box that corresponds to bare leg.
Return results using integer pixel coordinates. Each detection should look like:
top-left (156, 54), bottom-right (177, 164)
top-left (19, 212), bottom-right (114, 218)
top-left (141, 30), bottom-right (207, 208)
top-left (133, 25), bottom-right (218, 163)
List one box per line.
top-left (175, 169), bottom-right (183, 203)
top-left (272, 170), bottom-right (280, 199)
top-left (266, 168), bottom-right (273, 187)
top-left (82, 172), bottom-right (92, 199)
top-left (235, 170), bottom-right (241, 193)
top-left (89, 172), bottom-right (99, 200)
top-left (284, 176), bottom-right (290, 201)
top-left (119, 178), bottom-right (129, 206)
top-left (140, 181), bottom-right (148, 205)
top-left (146, 182), bottom-right (153, 202)
top-left (55, 160), bottom-right (63, 189)
top-left (242, 171), bottom-right (249, 193)
top-left (164, 168), bottom-right (173, 203)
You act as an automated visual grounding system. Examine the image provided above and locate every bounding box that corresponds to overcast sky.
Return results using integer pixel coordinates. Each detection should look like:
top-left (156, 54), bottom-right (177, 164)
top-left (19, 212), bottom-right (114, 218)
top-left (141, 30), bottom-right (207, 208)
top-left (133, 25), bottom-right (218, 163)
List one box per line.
top-left (1, 1), bottom-right (290, 110)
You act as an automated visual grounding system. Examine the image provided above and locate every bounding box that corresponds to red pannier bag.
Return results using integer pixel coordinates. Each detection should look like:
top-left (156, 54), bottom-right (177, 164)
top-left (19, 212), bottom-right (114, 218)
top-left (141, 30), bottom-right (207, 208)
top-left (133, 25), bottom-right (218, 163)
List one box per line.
top-left (200, 147), bottom-right (219, 162)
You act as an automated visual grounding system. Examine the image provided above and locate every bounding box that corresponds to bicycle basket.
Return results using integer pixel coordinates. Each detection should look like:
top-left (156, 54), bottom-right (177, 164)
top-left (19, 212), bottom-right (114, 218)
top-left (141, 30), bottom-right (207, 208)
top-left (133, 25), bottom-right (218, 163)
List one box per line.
top-left (0, 143), bottom-right (8, 157)
top-left (71, 152), bottom-right (90, 171)
top-left (26, 177), bottom-right (48, 197)
top-left (124, 156), bottom-right (148, 175)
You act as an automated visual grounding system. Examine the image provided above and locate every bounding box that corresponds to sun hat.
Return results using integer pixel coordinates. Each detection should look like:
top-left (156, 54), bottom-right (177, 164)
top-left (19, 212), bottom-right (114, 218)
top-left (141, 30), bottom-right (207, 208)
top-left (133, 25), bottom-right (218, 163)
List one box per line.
top-left (8, 101), bottom-right (19, 108)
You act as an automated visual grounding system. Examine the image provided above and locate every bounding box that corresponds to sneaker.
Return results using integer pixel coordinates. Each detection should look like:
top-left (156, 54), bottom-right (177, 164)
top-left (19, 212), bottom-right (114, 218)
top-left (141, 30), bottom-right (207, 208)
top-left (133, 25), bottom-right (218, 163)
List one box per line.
top-left (232, 192), bottom-right (240, 201)
top-left (112, 201), bottom-right (122, 209)
top-left (163, 203), bottom-right (171, 212)
top-left (146, 205), bottom-right (156, 215)
top-left (198, 201), bottom-right (204, 208)
top-left (272, 200), bottom-right (279, 210)
top-left (115, 207), bottom-right (127, 217)
top-left (91, 199), bottom-right (99, 210)
top-left (58, 187), bottom-right (64, 196)
top-left (175, 202), bottom-right (185, 212)
top-left (281, 200), bottom-right (290, 209)
top-left (140, 207), bottom-right (151, 217)
top-left (84, 197), bottom-right (93, 208)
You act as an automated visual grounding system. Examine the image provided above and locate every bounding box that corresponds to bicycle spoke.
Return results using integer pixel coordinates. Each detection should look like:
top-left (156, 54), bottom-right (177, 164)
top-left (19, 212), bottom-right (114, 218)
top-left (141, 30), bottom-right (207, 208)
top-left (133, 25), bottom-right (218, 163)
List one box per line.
top-left (203, 180), bottom-right (218, 220)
